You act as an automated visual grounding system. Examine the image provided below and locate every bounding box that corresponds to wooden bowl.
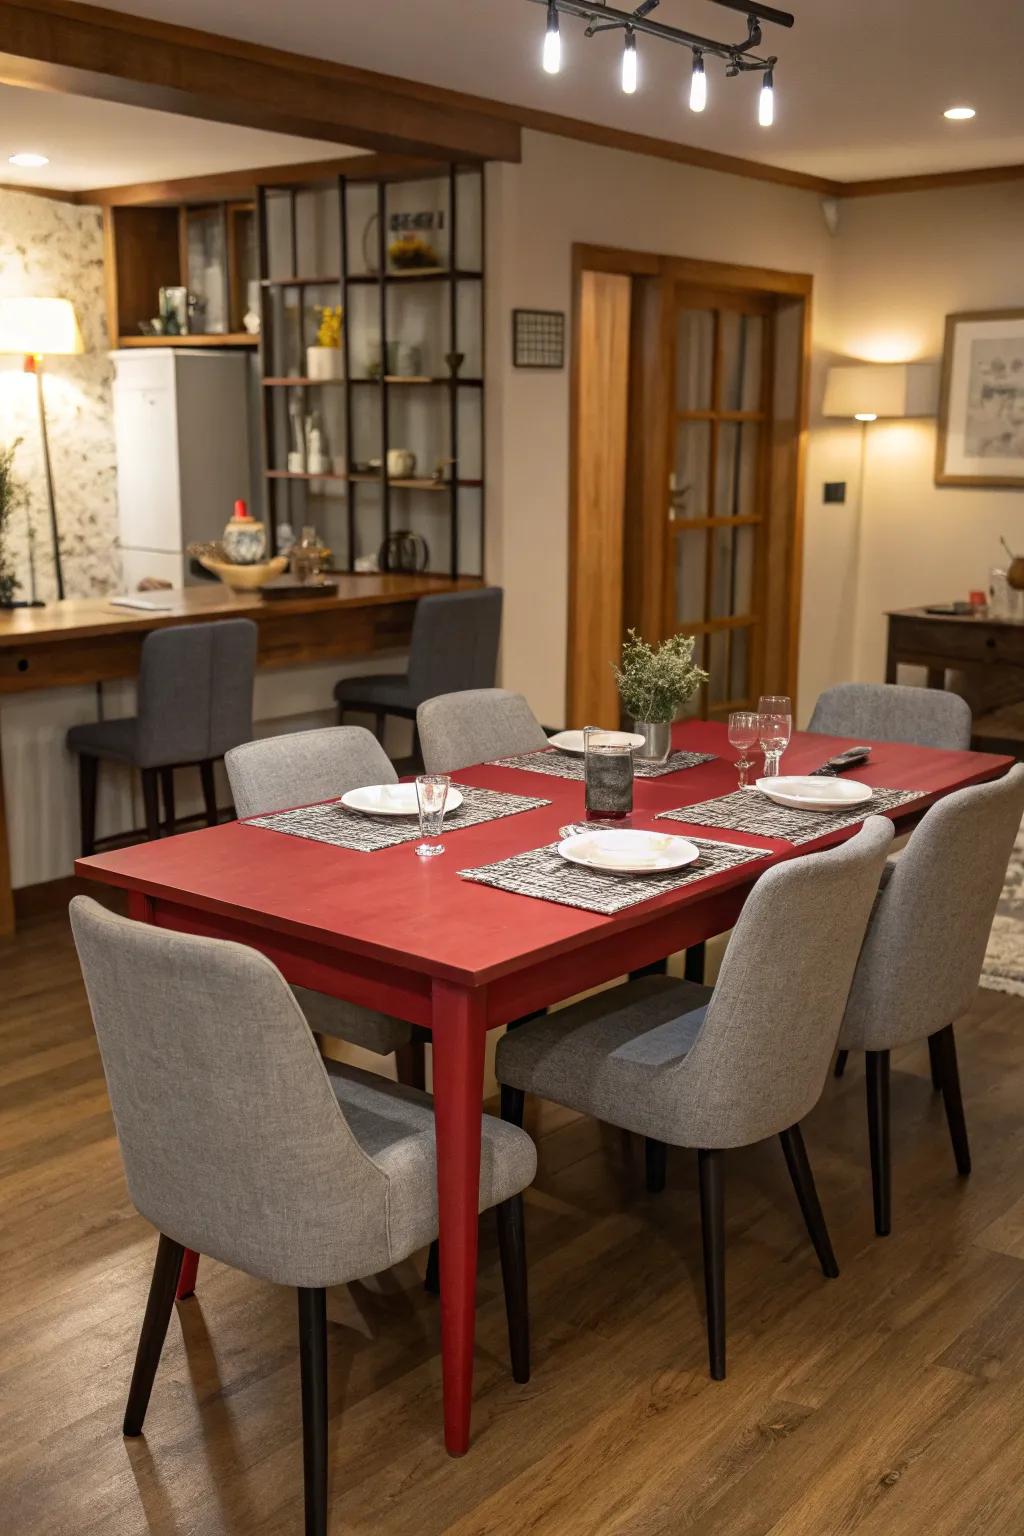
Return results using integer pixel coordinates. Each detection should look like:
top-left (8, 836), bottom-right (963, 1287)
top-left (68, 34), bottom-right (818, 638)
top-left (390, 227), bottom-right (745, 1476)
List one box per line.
top-left (1007, 556), bottom-right (1024, 592)
top-left (198, 554), bottom-right (288, 591)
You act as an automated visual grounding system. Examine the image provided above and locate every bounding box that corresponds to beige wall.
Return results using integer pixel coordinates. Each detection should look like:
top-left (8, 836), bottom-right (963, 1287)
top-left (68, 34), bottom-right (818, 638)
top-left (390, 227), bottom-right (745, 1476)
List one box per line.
top-left (487, 137), bottom-right (1024, 729)
top-left (816, 182), bottom-right (1024, 690)
top-left (486, 130), bottom-right (839, 728)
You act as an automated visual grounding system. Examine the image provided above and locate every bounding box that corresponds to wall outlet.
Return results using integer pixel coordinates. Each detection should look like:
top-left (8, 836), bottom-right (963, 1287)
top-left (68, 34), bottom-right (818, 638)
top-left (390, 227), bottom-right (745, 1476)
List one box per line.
top-left (823, 481), bottom-right (847, 504)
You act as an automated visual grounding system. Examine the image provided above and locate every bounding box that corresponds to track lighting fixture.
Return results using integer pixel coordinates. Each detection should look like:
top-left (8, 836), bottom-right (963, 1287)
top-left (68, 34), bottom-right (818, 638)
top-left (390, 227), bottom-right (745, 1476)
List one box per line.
top-left (543, 0), bottom-right (561, 73)
top-left (689, 49), bottom-right (707, 112)
top-left (529, 0), bottom-right (789, 124)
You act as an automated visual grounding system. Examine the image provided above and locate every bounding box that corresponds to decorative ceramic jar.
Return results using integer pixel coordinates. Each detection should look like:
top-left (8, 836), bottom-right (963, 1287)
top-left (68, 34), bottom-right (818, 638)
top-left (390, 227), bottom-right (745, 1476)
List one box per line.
top-left (221, 500), bottom-right (267, 564)
top-left (634, 720), bottom-right (672, 764)
top-left (306, 345), bottom-right (343, 381)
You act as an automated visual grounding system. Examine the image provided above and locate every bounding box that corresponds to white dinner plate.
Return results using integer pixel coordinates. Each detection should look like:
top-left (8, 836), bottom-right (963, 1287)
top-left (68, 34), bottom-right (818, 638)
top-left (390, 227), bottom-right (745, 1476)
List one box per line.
top-left (755, 775), bottom-right (873, 812)
top-left (557, 828), bottom-right (700, 875)
top-left (547, 729), bottom-right (646, 755)
top-left (339, 783), bottom-right (464, 818)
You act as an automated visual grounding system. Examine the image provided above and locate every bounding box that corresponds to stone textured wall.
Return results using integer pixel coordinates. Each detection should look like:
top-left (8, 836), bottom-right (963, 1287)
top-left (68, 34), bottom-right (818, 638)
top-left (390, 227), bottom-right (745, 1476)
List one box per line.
top-left (0, 189), bottom-right (119, 600)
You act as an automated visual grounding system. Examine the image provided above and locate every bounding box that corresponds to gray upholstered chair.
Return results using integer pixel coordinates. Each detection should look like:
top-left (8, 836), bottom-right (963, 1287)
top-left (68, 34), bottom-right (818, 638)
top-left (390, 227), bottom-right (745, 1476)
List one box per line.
top-left (225, 727), bottom-right (418, 1078)
top-left (67, 618), bottom-right (257, 856)
top-left (69, 896), bottom-right (535, 1536)
top-left (335, 587), bottom-right (503, 756)
top-left (495, 818), bottom-right (895, 1379)
top-left (808, 682), bottom-right (972, 751)
top-left (417, 687), bottom-right (548, 774)
top-left (835, 765), bottom-right (1024, 1237)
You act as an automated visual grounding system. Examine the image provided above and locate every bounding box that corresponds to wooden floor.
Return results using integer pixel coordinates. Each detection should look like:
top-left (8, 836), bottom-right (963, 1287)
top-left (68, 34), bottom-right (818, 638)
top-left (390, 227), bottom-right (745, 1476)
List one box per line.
top-left (4, 908), bottom-right (1024, 1535)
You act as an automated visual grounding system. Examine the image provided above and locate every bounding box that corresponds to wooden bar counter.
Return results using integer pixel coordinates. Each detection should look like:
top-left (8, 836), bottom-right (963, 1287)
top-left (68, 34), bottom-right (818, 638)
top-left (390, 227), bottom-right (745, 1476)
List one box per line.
top-left (0, 573), bottom-right (477, 934)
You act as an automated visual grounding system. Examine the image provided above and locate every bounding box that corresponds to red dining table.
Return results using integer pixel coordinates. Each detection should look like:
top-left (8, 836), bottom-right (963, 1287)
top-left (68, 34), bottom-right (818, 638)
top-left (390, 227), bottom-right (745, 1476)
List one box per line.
top-left (74, 720), bottom-right (1012, 1455)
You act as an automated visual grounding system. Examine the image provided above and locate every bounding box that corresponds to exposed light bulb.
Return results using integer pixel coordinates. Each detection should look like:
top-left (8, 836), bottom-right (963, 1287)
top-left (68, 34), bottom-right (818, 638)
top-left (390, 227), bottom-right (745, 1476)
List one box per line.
top-left (622, 28), bottom-right (638, 95)
top-left (758, 66), bottom-right (775, 127)
top-left (943, 105), bottom-right (975, 120)
top-left (8, 152), bottom-right (49, 168)
top-left (543, 0), bottom-right (561, 74)
top-left (854, 413), bottom-right (878, 422)
top-left (689, 50), bottom-right (707, 112)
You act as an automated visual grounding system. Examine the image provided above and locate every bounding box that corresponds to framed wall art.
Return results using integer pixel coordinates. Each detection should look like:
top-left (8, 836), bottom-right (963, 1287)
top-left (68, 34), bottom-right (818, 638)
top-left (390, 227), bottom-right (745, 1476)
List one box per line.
top-left (936, 308), bottom-right (1024, 487)
top-left (512, 308), bottom-right (566, 369)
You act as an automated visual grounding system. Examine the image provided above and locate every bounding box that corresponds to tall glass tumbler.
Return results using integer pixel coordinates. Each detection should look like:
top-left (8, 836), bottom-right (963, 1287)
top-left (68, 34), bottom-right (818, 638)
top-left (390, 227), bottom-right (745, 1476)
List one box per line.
top-left (415, 774), bottom-right (450, 857)
top-left (584, 728), bottom-right (634, 823)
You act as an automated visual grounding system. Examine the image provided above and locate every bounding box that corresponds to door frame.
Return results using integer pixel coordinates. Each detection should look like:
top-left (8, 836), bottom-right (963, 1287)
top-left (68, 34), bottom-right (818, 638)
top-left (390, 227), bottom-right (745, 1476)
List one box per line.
top-left (567, 242), bottom-right (812, 725)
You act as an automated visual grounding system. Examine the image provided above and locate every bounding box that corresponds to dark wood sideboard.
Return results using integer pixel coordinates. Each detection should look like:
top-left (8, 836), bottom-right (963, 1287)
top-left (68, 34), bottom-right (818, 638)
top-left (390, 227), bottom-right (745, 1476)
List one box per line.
top-left (885, 607), bottom-right (1024, 756)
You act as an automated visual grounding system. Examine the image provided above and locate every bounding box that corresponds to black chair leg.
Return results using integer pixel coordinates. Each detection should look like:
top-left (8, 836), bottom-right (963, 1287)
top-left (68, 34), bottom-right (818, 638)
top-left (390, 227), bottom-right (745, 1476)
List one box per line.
top-left (927, 1032), bottom-right (943, 1093)
top-left (140, 768), bottom-right (161, 841)
top-left (373, 710), bottom-right (387, 744)
top-left (779, 1124), bottom-right (839, 1278)
top-left (424, 1240), bottom-right (440, 1296)
top-left (123, 1233), bottom-right (185, 1436)
top-left (496, 1195), bottom-right (530, 1383)
top-left (865, 1049), bottom-right (892, 1236)
top-left (199, 759), bottom-right (219, 828)
top-left (684, 942), bottom-right (707, 984)
top-left (395, 1038), bottom-right (427, 1091)
top-left (297, 1287), bottom-right (328, 1536)
top-left (645, 1138), bottom-right (667, 1193)
top-left (78, 754), bottom-right (99, 858)
top-left (834, 1049), bottom-right (849, 1079)
top-left (932, 1024), bottom-right (971, 1175)
top-left (501, 1084), bottom-right (526, 1128)
top-left (697, 1148), bottom-right (726, 1380)
top-left (630, 957), bottom-right (668, 981)
top-left (159, 767), bottom-right (176, 836)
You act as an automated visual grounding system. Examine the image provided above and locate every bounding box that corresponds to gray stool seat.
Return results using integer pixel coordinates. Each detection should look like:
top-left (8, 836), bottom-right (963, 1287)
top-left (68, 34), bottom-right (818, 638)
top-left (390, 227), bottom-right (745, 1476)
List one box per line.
top-left (336, 587), bottom-right (503, 758)
top-left (333, 674), bottom-right (415, 715)
top-left (326, 1059), bottom-right (537, 1259)
top-left (66, 717), bottom-right (139, 763)
top-left (497, 977), bottom-right (712, 1142)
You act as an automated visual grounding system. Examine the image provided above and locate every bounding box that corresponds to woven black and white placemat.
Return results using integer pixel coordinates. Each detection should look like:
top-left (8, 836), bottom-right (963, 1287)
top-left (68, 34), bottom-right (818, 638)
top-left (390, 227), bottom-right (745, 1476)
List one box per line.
top-left (656, 786), bottom-right (924, 846)
top-left (247, 785), bottom-right (550, 853)
top-left (458, 836), bottom-right (768, 915)
top-left (494, 748), bottom-right (716, 781)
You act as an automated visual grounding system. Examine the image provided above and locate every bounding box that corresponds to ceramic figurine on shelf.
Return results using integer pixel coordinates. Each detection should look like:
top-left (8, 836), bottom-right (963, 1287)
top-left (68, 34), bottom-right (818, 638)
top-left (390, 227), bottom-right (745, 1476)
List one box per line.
top-left (288, 397), bottom-right (305, 473)
top-left (221, 500), bottom-right (267, 564)
top-left (305, 412), bottom-right (330, 476)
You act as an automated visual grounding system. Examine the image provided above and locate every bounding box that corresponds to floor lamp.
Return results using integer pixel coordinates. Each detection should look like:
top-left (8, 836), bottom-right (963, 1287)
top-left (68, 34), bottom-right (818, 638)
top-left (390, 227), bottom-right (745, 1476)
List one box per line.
top-left (0, 296), bottom-right (84, 604)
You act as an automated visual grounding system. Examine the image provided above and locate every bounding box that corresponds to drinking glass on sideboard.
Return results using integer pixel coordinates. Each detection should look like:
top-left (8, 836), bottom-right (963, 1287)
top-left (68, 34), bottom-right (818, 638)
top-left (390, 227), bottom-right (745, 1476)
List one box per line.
top-left (757, 695), bottom-right (792, 779)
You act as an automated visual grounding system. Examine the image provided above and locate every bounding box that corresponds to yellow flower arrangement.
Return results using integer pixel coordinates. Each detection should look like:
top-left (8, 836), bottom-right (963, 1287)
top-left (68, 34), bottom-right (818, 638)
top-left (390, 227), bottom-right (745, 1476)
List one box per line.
top-left (315, 305), bottom-right (343, 349)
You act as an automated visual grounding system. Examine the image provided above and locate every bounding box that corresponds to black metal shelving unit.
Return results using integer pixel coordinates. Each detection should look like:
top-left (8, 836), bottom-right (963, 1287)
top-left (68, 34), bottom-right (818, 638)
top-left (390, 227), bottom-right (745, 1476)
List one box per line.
top-left (255, 164), bottom-right (485, 579)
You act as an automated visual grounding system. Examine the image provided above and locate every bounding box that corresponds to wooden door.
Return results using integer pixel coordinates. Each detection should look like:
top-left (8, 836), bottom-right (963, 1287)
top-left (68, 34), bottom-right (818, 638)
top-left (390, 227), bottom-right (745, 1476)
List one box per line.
top-left (668, 287), bottom-right (774, 718)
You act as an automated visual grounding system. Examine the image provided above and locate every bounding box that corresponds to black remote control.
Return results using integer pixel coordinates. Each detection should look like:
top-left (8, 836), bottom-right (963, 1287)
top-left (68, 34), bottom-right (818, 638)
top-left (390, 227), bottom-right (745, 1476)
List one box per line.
top-left (810, 747), bottom-right (871, 778)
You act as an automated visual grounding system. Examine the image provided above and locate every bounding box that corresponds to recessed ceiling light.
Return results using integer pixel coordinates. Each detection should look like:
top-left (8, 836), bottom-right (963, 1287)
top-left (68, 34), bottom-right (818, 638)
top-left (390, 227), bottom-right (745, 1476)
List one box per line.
top-left (8, 152), bottom-right (49, 168)
top-left (943, 106), bottom-right (976, 121)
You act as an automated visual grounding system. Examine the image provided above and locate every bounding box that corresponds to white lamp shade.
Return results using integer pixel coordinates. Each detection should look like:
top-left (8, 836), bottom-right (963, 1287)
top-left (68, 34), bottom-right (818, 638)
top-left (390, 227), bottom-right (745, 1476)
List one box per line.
top-left (0, 296), bottom-right (83, 357)
top-left (823, 362), bottom-right (936, 420)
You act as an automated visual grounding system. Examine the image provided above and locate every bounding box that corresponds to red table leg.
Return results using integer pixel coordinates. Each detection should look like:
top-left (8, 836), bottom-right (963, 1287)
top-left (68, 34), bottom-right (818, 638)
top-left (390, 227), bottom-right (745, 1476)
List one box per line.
top-left (430, 978), bottom-right (487, 1457)
top-left (176, 1249), bottom-right (200, 1300)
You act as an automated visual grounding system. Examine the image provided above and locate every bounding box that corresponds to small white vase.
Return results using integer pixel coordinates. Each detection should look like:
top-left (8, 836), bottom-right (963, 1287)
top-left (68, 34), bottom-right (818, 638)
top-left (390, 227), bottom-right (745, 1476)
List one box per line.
top-left (306, 346), bottom-right (343, 381)
top-left (634, 719), bottom-right (672, 763)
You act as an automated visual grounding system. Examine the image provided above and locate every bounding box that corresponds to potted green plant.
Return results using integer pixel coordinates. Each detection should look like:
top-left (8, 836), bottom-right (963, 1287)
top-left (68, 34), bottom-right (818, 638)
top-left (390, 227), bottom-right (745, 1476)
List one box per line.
top-left (0, 439), bottom-right (24, 610)
top-left (614, 628), bottom-right (708, 763)
top-left (307, 304), bottom-right (344, 381)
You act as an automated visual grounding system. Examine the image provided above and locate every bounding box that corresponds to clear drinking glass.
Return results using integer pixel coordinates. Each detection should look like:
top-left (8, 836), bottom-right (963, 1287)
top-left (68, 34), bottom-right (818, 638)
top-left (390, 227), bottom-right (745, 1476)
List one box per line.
top-left (584, 727), bottom-right (634, 823)
top-left (415, 774), bottom-right (450, 857)
top-left (757, 694), bottom-right (792, 779)
top-left (728, 710), bottom-right (760, 789)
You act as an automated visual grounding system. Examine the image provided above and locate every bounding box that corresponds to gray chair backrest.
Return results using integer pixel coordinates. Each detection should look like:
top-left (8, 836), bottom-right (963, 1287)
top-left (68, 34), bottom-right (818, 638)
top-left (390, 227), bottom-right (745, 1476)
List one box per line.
top-left (675, 817), bottom-right (895, 1148)
top-left (225, 725), bottom-right (396, 818)
top-left (417, 687), bottom-right (548, 773)
top-left (69, 896), bottom-right (391, 1288)
top-left (840, 765), bottom-right (1024, 1052)
top-left (406, 587), bottom-right (503, 704)
top-left (136, 619), bottom-right (257, 768)
top-left (808, 682), bottom-right (972, 751)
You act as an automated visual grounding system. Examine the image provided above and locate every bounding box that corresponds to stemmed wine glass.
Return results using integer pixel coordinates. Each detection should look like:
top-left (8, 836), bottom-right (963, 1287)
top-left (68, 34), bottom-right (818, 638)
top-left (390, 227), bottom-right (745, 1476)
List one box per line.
top-left (728, 710), bottom-right (760, 789)
top-left (757, 695), bottom-right (792, 779)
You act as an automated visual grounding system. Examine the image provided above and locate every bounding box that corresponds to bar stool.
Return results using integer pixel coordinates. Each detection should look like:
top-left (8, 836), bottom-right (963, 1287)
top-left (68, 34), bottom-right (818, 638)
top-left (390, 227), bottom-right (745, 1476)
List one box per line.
top-left (67, 619), bottom-right (257, 855)
top-left (335, 587), bottom-right (503, 759)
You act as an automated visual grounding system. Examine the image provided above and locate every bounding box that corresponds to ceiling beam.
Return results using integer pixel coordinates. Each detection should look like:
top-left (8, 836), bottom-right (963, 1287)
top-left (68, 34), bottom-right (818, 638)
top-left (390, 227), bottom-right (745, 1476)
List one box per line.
top-left (0, 0), bottom-right (522, 163)
top-left (76, 153), bottom-right (452, 207)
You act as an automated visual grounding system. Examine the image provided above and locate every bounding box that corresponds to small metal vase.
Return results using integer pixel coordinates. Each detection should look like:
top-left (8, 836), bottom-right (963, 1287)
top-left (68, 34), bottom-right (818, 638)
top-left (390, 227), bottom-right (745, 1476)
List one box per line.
top-left (634, 720), bottom-right (672, 764)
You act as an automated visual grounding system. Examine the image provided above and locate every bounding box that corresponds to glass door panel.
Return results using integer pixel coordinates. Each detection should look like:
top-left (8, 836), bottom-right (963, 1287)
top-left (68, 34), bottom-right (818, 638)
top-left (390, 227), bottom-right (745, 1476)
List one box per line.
top-left (675, 309), bottom-right (714, 411)
top-left (672, 420), bottom-right (710, 520)
top-left (714, 421), bottom-right (759, 520)
top-left (674, 529), bottom-right (707, 625)
top-left (720, 311), bottom-right (764, 412)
